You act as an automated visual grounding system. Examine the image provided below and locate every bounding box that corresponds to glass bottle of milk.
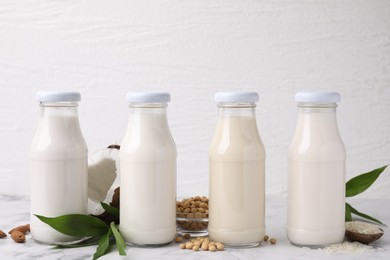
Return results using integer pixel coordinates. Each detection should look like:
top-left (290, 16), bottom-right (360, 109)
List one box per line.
top-left (287, 91), bottom-right (346, 247)
top-left (119, 92), bottom-right (177, 246)
top-left (209, 92), bottom-right (266, 247)
top-left (30, 91), bottom-right (88, 244)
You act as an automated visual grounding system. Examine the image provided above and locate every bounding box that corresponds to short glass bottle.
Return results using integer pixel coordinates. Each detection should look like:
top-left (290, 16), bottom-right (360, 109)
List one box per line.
top-left (119, 92), bottom-right (177, 246)
top-left (287, 91), bottom-right (346, 247)
top-left (209, 92), bottom-right (266, 247)
top-left (30, 91), bottom-right (88, 244)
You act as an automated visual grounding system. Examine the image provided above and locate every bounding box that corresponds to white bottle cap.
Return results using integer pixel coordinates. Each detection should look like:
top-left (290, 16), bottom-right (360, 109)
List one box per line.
top-left (36, 91), bottom-right (81, 102)
top-left (295, 91), bottom-right (340, 103)
top-left (126, 92), bottom-right (171, 103)
top-left (215, 92), bottom-right (259, 103)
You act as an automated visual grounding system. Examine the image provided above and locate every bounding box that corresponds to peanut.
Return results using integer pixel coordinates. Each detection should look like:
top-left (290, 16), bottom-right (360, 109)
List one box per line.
top-left (8, 224), bottom-right (30, 235)
top-left (11, 231), bottom-right (25, 243)
top-left (270, 238), bottom-right (277, 244)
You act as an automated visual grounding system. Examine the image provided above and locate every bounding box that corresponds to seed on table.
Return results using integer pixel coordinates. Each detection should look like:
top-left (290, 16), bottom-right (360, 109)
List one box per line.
top-left (175, 236), bottom-right (183, 243)
top-left (209, 245), bottom-right (217, 252)
top-left (263, 235), bottom-right (269, 241)
top-left (183, 233), bottom-right (191, 239)
top-left (201, 243), bottom-right (209, 251)
top-left (193, 245), bottom-right (200, 251)
top-left (216, 243), bottom-right (224, 251)
top-left (179, 243), bottom-right (186, 249)
top-left (270, 238), bottom-right (277, 244)
top-left (185, 242), bottom-right (194, 249)
top-left (193, 241), bottom-right (201, 247)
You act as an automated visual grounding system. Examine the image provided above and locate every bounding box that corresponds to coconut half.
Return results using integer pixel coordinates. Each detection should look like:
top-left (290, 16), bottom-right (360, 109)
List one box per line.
top-left (345, 221), bottom-right (384, 244)
top-left (87, 145), bottom-right (120, 215)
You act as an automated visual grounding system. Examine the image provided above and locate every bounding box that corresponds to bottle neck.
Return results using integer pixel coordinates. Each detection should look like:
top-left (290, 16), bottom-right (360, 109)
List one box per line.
top-left (127, 103), bottom-right (170, 131)
top-left (217, 102), bottom-right (256, 118)
top-left (128, 103), bottom-right (168, 117)
top-left (295, 103), bottom-right (340, 138)
top-left (39, 102), bottom-right (80, 118)
top-left (297, 102), bottom-right (337, 113)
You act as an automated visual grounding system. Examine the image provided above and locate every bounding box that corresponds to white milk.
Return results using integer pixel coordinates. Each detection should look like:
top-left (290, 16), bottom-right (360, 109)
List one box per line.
top-left (287, 92), bottom-right (346, 247)
top-left (119, 93), bottom-right (176, 246)
top-left (30, 92), bottom-right (88, 244)
top-left (209, 92), bottom-right (265, 247)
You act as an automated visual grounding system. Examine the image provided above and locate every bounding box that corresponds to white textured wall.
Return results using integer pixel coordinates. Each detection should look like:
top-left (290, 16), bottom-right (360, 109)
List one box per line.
top-left (1, 0), bottom-right (389, 199)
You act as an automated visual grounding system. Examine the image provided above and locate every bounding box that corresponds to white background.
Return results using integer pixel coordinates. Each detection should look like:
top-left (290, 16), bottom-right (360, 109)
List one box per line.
top-left (0, 0), bottom-right (389, 199)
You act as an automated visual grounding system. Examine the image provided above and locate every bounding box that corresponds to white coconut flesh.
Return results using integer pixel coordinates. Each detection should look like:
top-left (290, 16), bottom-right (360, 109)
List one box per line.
top-left (88, 147), bottom-right (120, 215)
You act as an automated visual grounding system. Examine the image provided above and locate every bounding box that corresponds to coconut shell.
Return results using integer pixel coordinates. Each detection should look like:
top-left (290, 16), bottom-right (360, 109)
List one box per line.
top-left (345, 228), bottom-right (384, 244)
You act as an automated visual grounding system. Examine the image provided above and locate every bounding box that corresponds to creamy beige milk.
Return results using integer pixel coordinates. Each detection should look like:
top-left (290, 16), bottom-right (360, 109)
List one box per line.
top-left (30, 110), bottom-right (88, 243)
top-left (119, 109), bottom-right (176, 246)
top-left (287, 108), bottom-right (346, 246)
top-left (209, 117), bottom-right (265, 246)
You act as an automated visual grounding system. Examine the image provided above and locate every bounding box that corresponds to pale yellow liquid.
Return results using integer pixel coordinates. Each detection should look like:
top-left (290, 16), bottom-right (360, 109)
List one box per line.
top-left (287, 110), bottom-right (346, 246)
top-left (209, 117), bottom-right (265, 246)
top-left (119, 110), bottom-right (176, 246)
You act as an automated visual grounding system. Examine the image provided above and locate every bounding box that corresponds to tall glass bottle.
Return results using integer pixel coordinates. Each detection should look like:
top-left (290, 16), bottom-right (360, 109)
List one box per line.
top-left (209, 92), bottom-right (266, 247)
top-left (30, 91), bottom-right (88, 244)
top-left (287, 91), bottom-right (346, 247)
top-left (119, 92), bottom-right (177, 246)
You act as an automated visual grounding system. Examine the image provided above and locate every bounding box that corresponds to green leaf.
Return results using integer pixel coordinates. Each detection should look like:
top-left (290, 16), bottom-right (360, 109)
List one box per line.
top-left (110, 222), bottom-right (127, 256)
top-left (93, 229), bottom-right (112, 260)
top-left (55, 237), bottom-right (101, 248)
top-left (34, 214), bottom-right (108, 237)
top-left (101, 202), bottom-right (119, 218)
top-left (345, 203), bottom-right (352, 222)
top-left (348, 203), bottom-right (386, 226)
top-left (346, 165), bottom-right (387, 197)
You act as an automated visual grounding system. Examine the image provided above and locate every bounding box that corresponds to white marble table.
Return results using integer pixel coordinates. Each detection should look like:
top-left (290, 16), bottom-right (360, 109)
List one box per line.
top-left (1, 194), bottom-right (388, 260)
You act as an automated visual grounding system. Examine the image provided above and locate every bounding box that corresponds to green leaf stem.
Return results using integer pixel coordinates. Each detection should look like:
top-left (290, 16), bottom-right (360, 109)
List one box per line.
top-left (347, 202), bottom-right (385, 226)
top-left (110, 222), bottom-right (127, 256)
top-left (93, 229), bottom-right (113, 260)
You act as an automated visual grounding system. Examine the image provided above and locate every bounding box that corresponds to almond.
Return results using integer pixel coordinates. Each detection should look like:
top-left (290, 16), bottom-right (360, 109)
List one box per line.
top-left (0, 230), bottom-right (7, 238)
top-left (8, 224), bottom-right (30, 235)
top-left (11, 231), bottom-right (25, 243)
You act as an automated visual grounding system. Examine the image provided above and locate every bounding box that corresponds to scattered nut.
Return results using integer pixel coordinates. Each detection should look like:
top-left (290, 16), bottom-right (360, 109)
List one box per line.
top-left (177, 236), bottom-right (225, 252)
top-left (263, 235), bottom-right (269, 241)
top-left (8, 224), bottom-right (30, 235)
top-left (185, 242), bottom-right (194, 249)
top-left (0, 230), bottom-right (7, 238)
top-left (175, 236), bottom-right (183, 243)
top-left (201, 242), bottom-right (209, 251)
top-left (216, 243), bottom-right (224, 251)
top-left (183, 233), bottom-right (191, 239)
top-left (208, 244), bottom-right (217, 252)
top-left (11, 231), bottom-right (25, 243)
top-left (270, 238), bottom-right (277, 244)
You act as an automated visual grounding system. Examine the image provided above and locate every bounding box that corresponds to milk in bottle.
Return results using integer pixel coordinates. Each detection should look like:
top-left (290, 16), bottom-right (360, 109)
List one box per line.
top-left (287, 91), bottom-right (346, 247)
top-left (30, 91), bottom-right (88, 244)
top-left (209, 92), bottom-right (266, 247)
top-left (119, 92), bottom-right (176, 246)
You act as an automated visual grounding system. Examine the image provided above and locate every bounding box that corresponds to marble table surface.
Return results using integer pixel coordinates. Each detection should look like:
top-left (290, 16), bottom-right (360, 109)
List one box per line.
top-left (0, 194), bottom-right (388, 260)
